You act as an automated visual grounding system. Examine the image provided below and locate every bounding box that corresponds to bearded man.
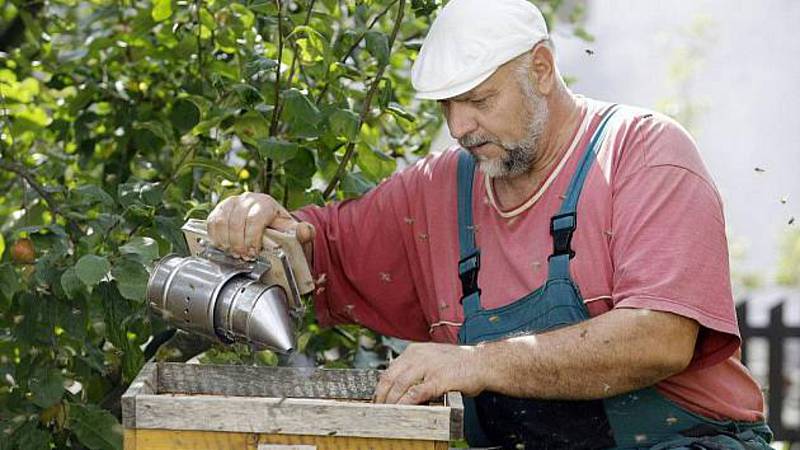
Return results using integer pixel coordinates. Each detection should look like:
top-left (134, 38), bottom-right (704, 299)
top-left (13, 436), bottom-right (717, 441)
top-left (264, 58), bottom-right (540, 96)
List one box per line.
top-left (207, 0), bottom-right (773, 448)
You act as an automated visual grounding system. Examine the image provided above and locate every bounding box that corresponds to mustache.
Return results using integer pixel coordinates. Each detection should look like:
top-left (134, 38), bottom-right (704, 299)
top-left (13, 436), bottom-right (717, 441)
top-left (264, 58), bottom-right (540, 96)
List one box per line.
top-left (459, 133), bottom-right (497, 148)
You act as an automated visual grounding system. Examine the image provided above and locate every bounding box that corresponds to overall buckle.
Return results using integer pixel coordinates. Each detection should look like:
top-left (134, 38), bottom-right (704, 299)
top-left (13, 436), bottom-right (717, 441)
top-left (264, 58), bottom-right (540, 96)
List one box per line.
top-left (458, 250), bottom-right (481, 299)
top-left (550, 212), bottom-right (576, 259)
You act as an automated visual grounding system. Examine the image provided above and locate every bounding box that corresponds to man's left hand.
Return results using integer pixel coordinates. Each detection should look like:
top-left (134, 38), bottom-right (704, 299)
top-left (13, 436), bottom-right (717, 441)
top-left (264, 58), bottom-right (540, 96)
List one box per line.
top-left (373, 342), bottom-right (487, 405)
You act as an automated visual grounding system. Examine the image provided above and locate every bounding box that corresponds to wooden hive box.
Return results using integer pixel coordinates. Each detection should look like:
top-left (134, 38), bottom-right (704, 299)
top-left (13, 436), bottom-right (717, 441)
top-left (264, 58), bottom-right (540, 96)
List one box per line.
top-left (122, 362), bottom-right (464, 450)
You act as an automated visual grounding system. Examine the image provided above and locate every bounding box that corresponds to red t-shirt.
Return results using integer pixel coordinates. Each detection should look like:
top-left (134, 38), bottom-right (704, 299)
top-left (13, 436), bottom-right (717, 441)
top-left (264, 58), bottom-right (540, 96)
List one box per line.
top-left (296, 98), bottom-right (765, 421)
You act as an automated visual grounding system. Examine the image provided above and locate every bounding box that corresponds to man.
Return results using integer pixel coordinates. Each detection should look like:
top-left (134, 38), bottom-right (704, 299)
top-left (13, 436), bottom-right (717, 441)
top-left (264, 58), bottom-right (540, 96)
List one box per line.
top-left (207, 0), bottom-right (772, 448)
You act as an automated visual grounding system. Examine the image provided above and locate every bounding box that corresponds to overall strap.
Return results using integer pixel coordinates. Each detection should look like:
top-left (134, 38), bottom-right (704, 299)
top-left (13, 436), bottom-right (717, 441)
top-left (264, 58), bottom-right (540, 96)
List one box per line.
top-left (456, 150), bottom-right (481, 316)
top-left (548, 104), bottom-right (620, 280)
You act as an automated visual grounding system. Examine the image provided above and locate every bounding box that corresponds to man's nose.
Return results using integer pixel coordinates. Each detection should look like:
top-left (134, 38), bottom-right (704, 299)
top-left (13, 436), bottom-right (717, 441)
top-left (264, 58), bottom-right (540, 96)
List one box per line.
top-left (446, 103), bottom-right (478, 140)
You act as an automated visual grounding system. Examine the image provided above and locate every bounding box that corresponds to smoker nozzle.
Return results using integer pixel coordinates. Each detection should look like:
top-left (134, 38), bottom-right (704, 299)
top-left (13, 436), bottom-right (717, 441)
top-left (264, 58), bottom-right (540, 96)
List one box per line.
top-left (146, 255), bottom-right (296, 353)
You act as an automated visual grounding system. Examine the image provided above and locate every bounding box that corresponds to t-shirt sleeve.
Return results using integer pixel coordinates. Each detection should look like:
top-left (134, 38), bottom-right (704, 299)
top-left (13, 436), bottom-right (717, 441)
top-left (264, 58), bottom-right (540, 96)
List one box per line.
top-left (610, 114), bottom-right (740, 370)
top-left (294, 152), bottom-right (458, 341)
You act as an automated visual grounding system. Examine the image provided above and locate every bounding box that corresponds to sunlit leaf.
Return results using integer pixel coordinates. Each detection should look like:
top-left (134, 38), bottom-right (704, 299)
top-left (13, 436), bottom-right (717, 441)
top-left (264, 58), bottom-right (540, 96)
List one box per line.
top-left (151, 0), bottom-right (172, 22)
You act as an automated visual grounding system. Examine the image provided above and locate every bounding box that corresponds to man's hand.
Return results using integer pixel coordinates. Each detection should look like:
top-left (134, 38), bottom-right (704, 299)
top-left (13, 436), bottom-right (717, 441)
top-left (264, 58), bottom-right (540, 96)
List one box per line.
top-left (373, 343), bottom-right (487, 405)
top-left (207, 192), bottom-right (315, 261)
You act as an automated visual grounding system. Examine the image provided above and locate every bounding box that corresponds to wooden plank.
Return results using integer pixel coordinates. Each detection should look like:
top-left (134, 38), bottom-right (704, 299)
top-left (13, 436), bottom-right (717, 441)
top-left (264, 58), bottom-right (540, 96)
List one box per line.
top-left (126, 429), bottom-right (252, 450)
top-left (258, 433), bottom-right (439, 449)
top-left (445, 392), bottom-right (464, 440)
top-left (123, 429), bottom-right (137, 450)
top-left (127, 429), bottom-right (440, 449)
top-left (134, 394), bottom-right (452, 441)
top-left (157, 362), bottom-right (379, 400)
top-left (122, 362), bottom-right (158, 428)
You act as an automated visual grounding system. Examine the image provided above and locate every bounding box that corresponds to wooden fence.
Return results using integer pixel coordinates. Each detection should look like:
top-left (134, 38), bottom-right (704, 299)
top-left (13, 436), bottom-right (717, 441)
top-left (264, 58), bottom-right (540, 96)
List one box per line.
top-left (737, 300), bottom-right (800, 442)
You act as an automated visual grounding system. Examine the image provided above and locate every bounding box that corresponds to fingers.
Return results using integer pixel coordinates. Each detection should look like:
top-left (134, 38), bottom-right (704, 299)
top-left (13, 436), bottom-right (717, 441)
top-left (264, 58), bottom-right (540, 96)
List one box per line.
top-left (385, 372), bottom-right (422, 404)
top-left (207, 192), bottom-right (316, 263)
top-left (374, 356), bottom-right (425, 404)
top-left (295, 221), bottom-right (316, 245)
top-left (207, 197), bottom-right (236, 251)
top-left (208, 192), bottom-right (296, 259)
top-left (228, 194), bottom-right (258, 257)
top-left (398, 382), bottom-right (438, 405)
top-left (242, 199), bottom-right (274, 258)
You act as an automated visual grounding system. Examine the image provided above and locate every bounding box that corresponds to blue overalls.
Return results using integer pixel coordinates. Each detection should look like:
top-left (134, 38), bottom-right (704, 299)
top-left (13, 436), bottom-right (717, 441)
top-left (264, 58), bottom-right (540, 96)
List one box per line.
top-left (455, 105), bottom-right (773, 449)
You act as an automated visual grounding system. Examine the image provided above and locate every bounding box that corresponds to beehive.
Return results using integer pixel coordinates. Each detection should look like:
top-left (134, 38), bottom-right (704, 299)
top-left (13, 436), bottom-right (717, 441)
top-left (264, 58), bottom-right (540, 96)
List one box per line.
top-left (122, 362), bottom-right (464, 450)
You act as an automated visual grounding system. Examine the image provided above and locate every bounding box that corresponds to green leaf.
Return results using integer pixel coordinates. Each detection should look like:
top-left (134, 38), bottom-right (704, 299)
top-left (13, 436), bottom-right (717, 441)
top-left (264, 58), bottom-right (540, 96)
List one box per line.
top-left (119, 236), bottom-right (160, 263)
top-left (327, 108), bottom-right (360, 141)
top-left (117, 181), bottom-right (162, 209)
top-left (69, 403), bottom-right (123, 450)
top-left (0, 264), bottom-right (18, 302)
top-left (255, 350), bottom-right (278, 366)
top-left (29, 368), bottom-right (65, 408)
top-left (342, 172), bottom-right (375, 198)
top-left (216, 26), bottom-right (238, 53)
top-left (256, 138), bottom-right (299, 164)
top-left (13, 421), bottom-right (50, 450)
top-left (75, 255), bottom-right (111, 287)
top-left (169, 98), bottom-right (200, 133)
top-left (134, 121), bottom-right (172, 145)
top-left (60, 267), bottom-right (84, 299)
top-left (249, 0), bottom-right (275, 15)
top-left (365, 31), bottom-right (389, 65)
top-left (73, 184), bottom-right (115, 207)
top-left (132, 126), bottom-right (166, 152)
top-left (332, 29), bottom-right (359, 59)
top-left (284, 147), bottom-right (317, 189)
top-left (232, 83), bottom-right (265, 107)
top-left (111, 258), bottom-right (148, 302)
top-left (233, 111), bottom-right (270, 145)
top-left (573, 26), bottom-right (595, 43)
top-left (155, 216), bottom-right (189, 255)
top-left (379, 78), bottom-right (393, 110)
top-left (291, 25), bottom-right (329, 64)
top-left (386, 102), bottom-right (416, 122)
top-left (281, 89), bottom-right (320, 138)
top-left (246, 56), bottom-right (278, 79)
top-left (357, 145), bottom-right (396, 181)
top-left (151, 0), bottom-right (173, 22)
top-left (411, 0), bottom-right (439, 16)
top-left (180, 158), bottom-right (237, 181)
top-left (0, 232), bottom-right (4, 260)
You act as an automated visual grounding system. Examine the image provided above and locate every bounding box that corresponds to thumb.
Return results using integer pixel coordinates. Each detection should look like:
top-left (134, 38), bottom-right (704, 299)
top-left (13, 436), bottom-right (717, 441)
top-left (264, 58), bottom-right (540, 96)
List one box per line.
top-left (295, 221), bottom-right (316, 245)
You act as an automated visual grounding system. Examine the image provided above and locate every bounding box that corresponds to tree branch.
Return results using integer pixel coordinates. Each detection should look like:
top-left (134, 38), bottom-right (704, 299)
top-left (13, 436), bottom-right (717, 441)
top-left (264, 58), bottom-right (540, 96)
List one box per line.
top-left (322, 0), bottom-right (406, 198)
top-left (264, 0), bottom-right (286, 195)
top-left (315, 0), bottom-right (399, 106)
top-left (283, 0), bottom-right (317, 96)
top-left (0, 159), bottom-right (80, 237)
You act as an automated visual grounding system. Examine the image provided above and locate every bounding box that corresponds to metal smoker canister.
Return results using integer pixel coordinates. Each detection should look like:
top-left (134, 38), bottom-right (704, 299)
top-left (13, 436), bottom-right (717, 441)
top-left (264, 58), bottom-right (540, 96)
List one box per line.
top-left (146, 254), bottom-right (296, 353)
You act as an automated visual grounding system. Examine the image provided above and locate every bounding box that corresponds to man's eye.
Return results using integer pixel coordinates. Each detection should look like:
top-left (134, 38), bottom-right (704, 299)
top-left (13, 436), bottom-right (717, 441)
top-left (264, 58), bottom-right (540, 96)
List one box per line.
top-left (472, 98), bottom-right (488, 108)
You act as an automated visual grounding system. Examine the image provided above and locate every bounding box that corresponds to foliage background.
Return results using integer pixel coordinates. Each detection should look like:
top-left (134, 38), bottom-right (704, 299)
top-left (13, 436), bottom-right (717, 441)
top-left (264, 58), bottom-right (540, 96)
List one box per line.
top-left (0, 0), bottom-right (592, 447)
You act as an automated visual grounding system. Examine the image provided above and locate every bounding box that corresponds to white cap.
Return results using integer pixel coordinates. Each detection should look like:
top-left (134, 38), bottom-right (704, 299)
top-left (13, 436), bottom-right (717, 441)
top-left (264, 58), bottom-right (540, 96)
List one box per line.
top-left (411, 0), bottom-right (549, 100)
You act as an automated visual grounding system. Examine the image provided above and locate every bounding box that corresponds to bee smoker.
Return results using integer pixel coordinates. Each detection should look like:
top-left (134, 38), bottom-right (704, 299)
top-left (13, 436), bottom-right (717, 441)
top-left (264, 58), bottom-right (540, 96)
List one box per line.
top-left (146, 219), bottom-right (314, 353)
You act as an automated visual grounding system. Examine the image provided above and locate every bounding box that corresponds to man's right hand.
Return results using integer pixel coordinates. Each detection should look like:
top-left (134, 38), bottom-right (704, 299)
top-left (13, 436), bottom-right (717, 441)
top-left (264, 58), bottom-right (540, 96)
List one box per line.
top-left (206, 192), bottom-right (315, 261)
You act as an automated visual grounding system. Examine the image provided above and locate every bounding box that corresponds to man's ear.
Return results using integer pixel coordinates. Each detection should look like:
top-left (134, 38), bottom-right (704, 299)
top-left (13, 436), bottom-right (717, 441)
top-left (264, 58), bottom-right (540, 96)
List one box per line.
top-left (531, 43), bottom-right (556, 95)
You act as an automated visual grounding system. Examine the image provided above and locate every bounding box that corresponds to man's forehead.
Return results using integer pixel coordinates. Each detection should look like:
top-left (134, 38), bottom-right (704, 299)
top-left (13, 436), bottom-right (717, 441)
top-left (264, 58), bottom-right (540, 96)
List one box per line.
top-left (443, 71), bottom-right (504, 102)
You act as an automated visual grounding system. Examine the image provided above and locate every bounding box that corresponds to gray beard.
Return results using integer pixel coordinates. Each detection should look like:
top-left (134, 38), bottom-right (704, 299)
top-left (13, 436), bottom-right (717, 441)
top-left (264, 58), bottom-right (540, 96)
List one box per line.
top-left (460, 90), bottom-right (548, 179)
